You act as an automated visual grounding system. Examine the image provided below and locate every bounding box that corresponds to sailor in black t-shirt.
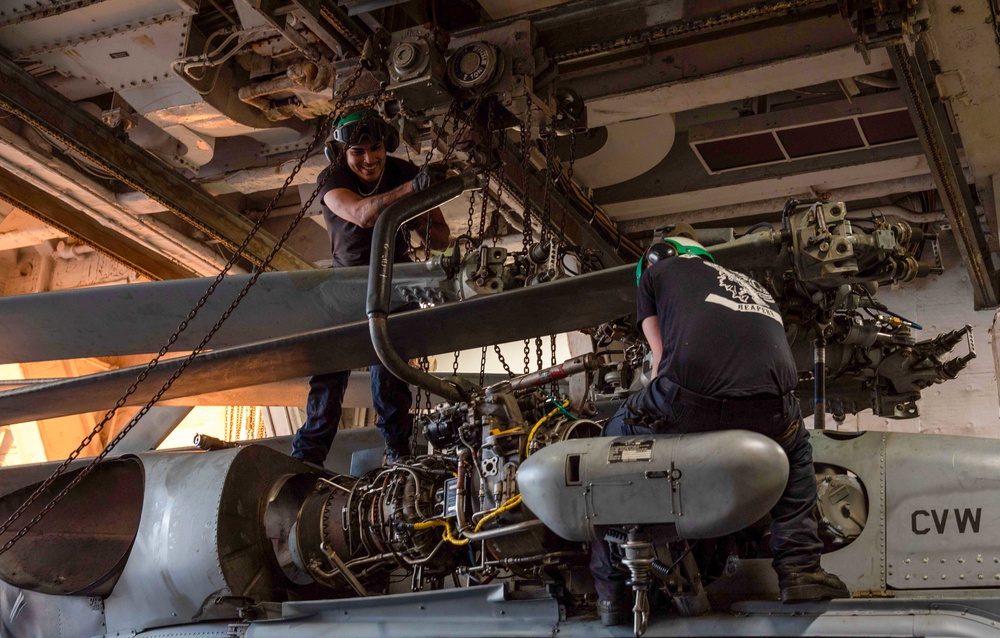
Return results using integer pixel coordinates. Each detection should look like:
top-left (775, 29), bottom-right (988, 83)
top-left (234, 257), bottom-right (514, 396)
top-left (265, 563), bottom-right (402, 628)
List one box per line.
top-left (590, 237), bottom-right (848, 627)
top-left (291, 109), bottom-right (450, 466)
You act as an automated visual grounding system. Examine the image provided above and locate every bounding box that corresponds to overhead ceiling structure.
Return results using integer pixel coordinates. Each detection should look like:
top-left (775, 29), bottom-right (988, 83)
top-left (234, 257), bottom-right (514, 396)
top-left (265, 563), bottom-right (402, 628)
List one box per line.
top-left (0, 0), bottom-right (998, 433)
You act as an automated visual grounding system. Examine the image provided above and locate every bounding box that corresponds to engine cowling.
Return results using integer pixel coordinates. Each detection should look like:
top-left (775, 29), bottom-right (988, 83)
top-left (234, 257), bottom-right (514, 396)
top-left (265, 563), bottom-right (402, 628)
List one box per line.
top-left (517, 431), bottom-right (789, 542)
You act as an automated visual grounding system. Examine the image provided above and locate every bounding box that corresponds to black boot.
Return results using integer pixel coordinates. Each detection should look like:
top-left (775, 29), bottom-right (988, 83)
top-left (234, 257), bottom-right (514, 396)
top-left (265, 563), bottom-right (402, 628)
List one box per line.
top-left (596, 598), bottom-right (631, 627)
top-left (779, 568), bottom-right (850, 603)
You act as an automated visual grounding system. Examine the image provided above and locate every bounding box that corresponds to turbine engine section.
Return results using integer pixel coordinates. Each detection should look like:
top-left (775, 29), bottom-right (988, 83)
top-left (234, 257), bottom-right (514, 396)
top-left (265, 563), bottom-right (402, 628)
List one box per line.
top-left (294, 457), bottom-right (468, 592)
top-left (517, 432), bottom-right (790, 542)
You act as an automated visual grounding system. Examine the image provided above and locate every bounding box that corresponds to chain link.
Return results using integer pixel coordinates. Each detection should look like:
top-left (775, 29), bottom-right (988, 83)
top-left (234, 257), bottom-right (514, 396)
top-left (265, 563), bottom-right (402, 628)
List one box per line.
top-left (0, 62), bottom-right (369, 556)
top-left (518, 96), bottom-right (533, 372)
top-left (421, 357), bottom-right (432, 411)
top-left (451, 186), bottom-right (486, 376)
top-left (539, 130), bottom-right (553, 244)
top-left (550, 334), bottom-right (559, 394)
top-left (519, 99), bottom-right (533, 252)
top-left (495, 344), bottom-right (515, 378)
top-left (535, 336), bottom-right (544, 371)
top-left (489, 115), bottom-right (507, 248)
top-left (479, 346), bottom-right (488, 386)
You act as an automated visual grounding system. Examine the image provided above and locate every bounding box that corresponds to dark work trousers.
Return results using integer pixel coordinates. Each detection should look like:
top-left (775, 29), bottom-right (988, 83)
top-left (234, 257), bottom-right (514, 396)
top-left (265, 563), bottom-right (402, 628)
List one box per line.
top-left (291, 364), bottom-right (414, 466)
top-left (589, 375), bottom-right (822, 601)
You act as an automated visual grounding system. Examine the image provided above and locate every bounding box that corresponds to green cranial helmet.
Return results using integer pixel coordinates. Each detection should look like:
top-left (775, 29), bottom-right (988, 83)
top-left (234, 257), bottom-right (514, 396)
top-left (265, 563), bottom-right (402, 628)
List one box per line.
top-left (325, 109), bottom-right (399, 161)
top-left (635, 236), bottom-right (715, 285)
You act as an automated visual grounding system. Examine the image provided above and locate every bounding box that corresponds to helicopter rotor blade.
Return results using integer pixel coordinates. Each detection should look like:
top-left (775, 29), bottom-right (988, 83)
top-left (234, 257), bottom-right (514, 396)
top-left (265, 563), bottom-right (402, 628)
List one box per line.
top-left (0, 266), bottom-right (635, 423)
top-left (0, 262), bottom-right (451, 364)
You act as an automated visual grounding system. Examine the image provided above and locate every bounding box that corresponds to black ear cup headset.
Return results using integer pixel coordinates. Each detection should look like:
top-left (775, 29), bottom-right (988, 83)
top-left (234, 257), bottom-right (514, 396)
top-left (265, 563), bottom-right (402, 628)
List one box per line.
top-left (635, 237), bottom-right (716, 286)
top-left (324, 109), bottom-right (400, 162)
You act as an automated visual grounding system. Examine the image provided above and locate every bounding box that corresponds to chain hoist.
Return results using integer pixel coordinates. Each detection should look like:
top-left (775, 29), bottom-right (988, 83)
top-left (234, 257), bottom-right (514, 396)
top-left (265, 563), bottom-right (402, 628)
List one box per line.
top-left (0, 61), bottom-right (371, 557)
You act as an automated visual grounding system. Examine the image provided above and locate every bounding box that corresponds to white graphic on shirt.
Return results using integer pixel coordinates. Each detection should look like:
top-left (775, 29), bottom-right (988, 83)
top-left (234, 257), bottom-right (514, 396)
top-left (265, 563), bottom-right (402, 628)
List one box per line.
top-left (702, 261), bottom-right (783, 325)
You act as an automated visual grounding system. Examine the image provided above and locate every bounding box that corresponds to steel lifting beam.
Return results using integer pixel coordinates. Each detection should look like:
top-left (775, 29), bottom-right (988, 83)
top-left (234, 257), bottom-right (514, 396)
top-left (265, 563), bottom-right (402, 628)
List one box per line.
top-left (0, 54), bottom-right (314, 272)
top-left (0, 166), bottom-right (196, 281)
top-left (888, 44), bottom-right (999, 308)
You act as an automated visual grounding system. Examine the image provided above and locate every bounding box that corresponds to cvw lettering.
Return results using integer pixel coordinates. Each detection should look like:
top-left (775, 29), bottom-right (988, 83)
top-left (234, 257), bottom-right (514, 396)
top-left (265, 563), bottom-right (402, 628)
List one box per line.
top-left (911, 508), bottom-right (982, 535)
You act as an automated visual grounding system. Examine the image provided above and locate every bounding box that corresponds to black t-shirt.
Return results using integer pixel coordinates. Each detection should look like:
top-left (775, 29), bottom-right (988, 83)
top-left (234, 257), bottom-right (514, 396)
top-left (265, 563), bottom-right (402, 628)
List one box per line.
top-left (637, 256), bottom-right (797, 397)
top-left (319, 156), bottom-right (419, 267)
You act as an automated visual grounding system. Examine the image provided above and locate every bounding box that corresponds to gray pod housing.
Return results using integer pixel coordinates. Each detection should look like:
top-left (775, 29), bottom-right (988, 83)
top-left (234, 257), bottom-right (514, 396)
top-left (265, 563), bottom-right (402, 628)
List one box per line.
top-left (517, 431), bottom-right (790, 542)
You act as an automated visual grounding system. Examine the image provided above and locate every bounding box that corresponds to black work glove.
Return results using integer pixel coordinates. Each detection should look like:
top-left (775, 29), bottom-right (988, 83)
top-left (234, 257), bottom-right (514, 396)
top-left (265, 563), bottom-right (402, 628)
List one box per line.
top-left (411, 164), bottom-right (449, 193)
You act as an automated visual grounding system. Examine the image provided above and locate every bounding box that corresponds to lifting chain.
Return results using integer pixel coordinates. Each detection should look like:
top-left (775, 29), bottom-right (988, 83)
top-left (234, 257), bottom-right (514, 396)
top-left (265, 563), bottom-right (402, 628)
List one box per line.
top-left (550, 334), bottom-right (559, 394)
top-left (422, 357), bottom-right (433, 411)
top-left (518, 98), bottom-right (534, 252)
top-left (476, 102), bottom-right (502, 384)
top-left (539, 129), bottom-right (553, 244)
top-left (416, 92), bottom-right (488, 386)
top-left (518, 96), bottom-right (533, 373)
top-left (478, 102), bottom-right (497, 241)
top-left (496, 345), bottom-right (516, 378)
top-left (488, 109), bottom-right (507, 248)
top-left (535, 336), bottom-right (544, 371)
top-left (454, 188), bottom-right (478, 376)
top-left (408, 99), bottom-right (461, 261)
top-left (0, 61), bottom-right (370, 557)
top-left (479, 345), bottom-right (488, 387)
top-left (523, 338), bottom-right (532, 374)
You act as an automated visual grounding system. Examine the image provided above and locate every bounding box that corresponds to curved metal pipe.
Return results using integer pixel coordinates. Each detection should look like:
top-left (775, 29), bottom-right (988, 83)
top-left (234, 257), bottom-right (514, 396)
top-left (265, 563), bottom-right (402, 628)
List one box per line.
top-left (367, 172), bottom-right (480, 403)
top-left (461, 519), bottom-right (544, 541)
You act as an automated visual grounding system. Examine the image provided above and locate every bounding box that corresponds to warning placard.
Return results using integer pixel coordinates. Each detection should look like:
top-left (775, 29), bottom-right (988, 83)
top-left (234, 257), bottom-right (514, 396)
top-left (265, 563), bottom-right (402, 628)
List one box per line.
top-left (608, 439), bottom-right (654, 463)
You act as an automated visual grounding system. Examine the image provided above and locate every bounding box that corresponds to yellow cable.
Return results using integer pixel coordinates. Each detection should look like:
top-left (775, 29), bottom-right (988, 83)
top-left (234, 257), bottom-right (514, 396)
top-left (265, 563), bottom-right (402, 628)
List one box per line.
top-left (413, 519), bottom-right (470, 546)
top-left (525, 401), bottom-right (568, 458)
top-left (473, 494), bottom-right (523, 533)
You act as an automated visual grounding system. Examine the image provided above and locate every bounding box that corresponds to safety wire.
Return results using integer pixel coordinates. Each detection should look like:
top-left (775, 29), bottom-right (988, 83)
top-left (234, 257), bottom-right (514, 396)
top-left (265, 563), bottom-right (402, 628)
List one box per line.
top-left (0, 61), bottom-right (370, 556)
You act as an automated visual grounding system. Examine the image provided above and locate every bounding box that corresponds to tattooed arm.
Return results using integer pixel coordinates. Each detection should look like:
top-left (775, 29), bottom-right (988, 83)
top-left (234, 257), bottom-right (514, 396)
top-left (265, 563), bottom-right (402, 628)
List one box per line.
top-left (324, 181), bottom-right (416, 229)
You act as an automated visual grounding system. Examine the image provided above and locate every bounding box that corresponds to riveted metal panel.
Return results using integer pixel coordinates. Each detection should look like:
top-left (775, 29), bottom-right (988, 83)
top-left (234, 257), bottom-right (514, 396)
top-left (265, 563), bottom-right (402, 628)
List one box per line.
top-left (31, 15), bottom-right (190, 92)
top-left (885, 432), bottom-right (1000, 588)
top-left (0, 0), bottom-right (195, 54)
top-left (798, 430), bottom-right (887, 594)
